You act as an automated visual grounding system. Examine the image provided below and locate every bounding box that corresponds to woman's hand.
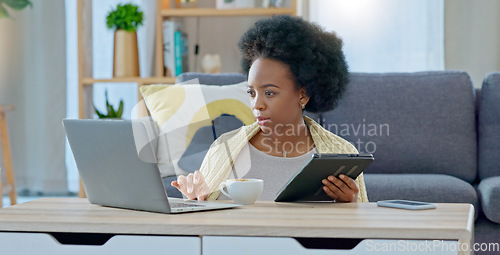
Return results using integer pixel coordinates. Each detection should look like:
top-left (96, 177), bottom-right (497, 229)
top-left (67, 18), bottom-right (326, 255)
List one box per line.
top-left (322, 174), bottom-right (359, 202)
top-left (171, 170), bottom-right (209, 201)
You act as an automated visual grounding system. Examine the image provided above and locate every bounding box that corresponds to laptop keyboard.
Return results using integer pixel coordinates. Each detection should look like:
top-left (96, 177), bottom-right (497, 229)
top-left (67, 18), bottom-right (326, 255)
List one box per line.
top-left (170, 202), bottom-right (206, 208)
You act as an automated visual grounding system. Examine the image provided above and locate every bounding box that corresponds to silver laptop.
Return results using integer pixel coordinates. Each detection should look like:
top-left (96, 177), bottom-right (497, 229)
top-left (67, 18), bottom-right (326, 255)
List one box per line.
top-left (63, 119), bottom-right (241, 214)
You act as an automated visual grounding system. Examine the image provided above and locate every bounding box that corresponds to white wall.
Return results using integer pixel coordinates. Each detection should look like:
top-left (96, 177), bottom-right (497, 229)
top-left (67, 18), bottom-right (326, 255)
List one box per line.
top-left (0, 0), bottom-right (67, 194)
top-left (445, 0), bottom-right (500, 88)
top-left (0, 9), bottom-right (27, 192)
top-left (309, 0), bottom-right (444, 73)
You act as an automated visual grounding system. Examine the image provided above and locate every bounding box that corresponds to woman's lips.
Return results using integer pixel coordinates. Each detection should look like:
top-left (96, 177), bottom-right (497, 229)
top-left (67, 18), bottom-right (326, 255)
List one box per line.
top-left (256, 117), bottom-right (270, 126)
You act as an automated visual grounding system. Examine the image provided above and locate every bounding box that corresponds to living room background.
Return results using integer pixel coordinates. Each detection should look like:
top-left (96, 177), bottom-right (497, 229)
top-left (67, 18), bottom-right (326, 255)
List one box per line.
top-left (1, 0), bottom-right (499, 194)
top-left (0, 0), bottom-right (67, 195)
top-left (65, 0), bottom-right (446, 193)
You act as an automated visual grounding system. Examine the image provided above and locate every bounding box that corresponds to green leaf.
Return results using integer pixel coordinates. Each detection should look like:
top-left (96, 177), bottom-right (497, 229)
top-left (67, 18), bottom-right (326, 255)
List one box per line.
top-left (106, 103), bottom-right (114, 117)
top-left (0, 5), bottom-right (10, 19)
top-left (94, 105), bottom-right (105, 119)
top-left (4, 0), bottom-right (31, 10)
top-left (116, 100), bottom-right (124, 118)
top-left (96, 90), bottom-right (124, 118)
top-left (104, 89), bottom-right (110, 107)
top-left (103, 90), bottom-right (113, 117)
top-left (105, 3), bottom-right (143, 32)
top-left (96, 111), bottom-right (105, 118)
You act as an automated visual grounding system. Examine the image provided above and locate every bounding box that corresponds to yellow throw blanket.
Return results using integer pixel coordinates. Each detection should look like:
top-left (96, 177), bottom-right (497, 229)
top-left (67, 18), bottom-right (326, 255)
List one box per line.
top-left (200, 116), bottom-right (369, 202)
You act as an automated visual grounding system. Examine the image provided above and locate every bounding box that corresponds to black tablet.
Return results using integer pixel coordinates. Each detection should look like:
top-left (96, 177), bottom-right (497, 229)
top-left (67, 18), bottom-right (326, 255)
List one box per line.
top-left (274, 154), bottom-right (374, 202)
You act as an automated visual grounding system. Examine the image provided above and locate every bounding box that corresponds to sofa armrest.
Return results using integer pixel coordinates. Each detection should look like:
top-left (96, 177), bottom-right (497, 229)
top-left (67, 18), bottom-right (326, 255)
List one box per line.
top-left (176, 72), bottom-right (246, 85)
top-left (478, 176), bottom-right (500, 223)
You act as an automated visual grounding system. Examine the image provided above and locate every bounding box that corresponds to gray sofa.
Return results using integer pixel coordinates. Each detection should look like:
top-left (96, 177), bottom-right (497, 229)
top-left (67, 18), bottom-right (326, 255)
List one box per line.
top-left (163, 71), bottom-right (499, 251)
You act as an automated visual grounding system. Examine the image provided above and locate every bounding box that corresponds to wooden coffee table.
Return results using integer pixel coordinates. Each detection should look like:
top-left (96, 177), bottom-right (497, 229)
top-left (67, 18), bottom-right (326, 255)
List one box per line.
top-left (0, 198), bottom-right (474, 254)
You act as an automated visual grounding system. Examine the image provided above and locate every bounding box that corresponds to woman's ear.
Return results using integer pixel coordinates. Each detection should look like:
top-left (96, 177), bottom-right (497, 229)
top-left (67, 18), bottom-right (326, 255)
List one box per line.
top-left (299, 88), bottom-right (310, 107)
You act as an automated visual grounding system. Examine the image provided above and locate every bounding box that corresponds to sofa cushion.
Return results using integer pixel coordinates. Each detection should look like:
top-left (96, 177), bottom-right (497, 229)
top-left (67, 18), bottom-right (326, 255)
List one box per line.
top-left (178, 114), bottom-right (244, 172)
top-left (322, 71), bottom-right (477, 183)
top-left (140, 82), bottom-right (254, 177)
top-left (478, 72), bottom-right (500, 180)
top-left (364, 174), bottom-right (479, 219)
top-left (478, 176), bottom-right (500, 223)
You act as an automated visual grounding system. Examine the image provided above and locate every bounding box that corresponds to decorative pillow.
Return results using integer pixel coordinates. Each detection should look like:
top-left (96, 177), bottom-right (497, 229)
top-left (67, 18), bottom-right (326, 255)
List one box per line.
top-left (140, 81), bottom-right (254, 177)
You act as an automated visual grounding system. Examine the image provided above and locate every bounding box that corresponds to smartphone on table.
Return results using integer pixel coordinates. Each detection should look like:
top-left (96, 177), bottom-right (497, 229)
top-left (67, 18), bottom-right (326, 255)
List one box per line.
top-left (377, 200), bottom-right (437, 210)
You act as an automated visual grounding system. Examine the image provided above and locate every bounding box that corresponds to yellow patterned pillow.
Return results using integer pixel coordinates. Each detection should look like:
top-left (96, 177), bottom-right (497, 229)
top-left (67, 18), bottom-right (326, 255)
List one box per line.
top-left (140, 81), bottom-right (254, 177)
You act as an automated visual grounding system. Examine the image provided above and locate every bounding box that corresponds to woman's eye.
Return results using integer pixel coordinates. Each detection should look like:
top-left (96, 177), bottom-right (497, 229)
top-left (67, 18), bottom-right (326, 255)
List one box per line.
top-left (265, 91), bottom-right (275, 96)
top-left (247, 90), bottom-right (255, 96)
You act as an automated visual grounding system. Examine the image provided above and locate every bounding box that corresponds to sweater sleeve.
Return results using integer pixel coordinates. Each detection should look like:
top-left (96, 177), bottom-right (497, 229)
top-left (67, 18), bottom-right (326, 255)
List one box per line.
top-left (355, 173), bottom-right (369, 202)
top-left (199, 134), bottom-right (229, 201)
top-left (200, 127), bottom-right (250, 201)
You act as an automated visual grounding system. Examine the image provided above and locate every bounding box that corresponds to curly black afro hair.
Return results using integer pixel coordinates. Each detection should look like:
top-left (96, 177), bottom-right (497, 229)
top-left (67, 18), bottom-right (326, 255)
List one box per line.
top-left (238, 15), bottom-right (349, 113)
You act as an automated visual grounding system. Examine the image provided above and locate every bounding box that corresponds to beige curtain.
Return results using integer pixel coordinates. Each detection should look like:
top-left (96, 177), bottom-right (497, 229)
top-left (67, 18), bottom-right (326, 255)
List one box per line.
top-left (0, 0), bottom-right (67, 194)
top-left (309, 0), bottom-right (445, 73)
top-left (445, 0), bottom-right (500, 88)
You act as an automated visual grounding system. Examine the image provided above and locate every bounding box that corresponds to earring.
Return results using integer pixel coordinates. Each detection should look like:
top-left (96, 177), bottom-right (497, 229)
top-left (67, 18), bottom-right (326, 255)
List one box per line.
top-left (301, 104), bottom-right (305, 109)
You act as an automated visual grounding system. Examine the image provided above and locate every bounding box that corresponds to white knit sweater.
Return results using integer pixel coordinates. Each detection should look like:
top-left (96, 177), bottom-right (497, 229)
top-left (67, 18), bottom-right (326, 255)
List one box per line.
top-left (200, 116), bottom-right (369, 202)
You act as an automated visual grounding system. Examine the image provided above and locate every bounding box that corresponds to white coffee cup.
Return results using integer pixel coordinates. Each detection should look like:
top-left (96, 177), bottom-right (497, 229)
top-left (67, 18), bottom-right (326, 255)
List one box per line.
top-left (219, 179), bottom-right (264, 205)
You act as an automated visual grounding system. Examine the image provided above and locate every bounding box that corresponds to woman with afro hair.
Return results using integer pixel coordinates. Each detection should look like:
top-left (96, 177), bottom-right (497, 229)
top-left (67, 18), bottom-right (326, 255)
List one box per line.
top-left (172, 15), bottom-right (368, 203)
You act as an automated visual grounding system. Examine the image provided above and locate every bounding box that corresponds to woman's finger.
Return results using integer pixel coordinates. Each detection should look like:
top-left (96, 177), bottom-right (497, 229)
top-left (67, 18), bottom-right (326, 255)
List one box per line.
top-left (322, 185), bottom-right (340, 201)
top-left (171, 181), bottom-right (179, 189)
top-left (194, 170), bottom-right (202, 184)
top-left (326, 175), bottom-right (357, 202)
top-left (198, 172), bottom-right (210, 201)
top-left (177, 175), bottom-right (186, 186)
top-left (186, 173), bottom-right (194, 194)
top-left (177, 175), bottom-right (187, 193)
top-left (339, 174), bottom-right (359, 194)
top-left (196, 170), bottom-right (206, 183)
top-left (197, 184), bottom-right (208, 201)
top-left (328, 175), bottom-right (346, 195)
top-left (328, 175), bottom-right (347, 193)
top-left (322, 179), bottom-right (344, 200)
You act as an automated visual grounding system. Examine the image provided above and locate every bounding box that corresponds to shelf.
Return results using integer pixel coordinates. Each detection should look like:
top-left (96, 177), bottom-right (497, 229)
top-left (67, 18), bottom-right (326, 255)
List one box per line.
top-left (76, 0), bottom-right (297, 198)
top-left (161, 8), bottom-right (296, 17)
top-left (81, 77), bottom-right (177, 86)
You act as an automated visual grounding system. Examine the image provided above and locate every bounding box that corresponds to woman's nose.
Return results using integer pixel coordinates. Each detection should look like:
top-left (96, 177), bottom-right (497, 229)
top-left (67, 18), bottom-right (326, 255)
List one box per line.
top-left (252, 95), bottom-right (265, 111)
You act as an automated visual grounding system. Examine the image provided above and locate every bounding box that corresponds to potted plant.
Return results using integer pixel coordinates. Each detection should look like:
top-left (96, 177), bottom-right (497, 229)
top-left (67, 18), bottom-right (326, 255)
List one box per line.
top-left (106, 3), bottom-right (143, 77)
top-left (94, 90), bottom-right (124, 119)
top-left (0, 0), bottom-right (32, 19)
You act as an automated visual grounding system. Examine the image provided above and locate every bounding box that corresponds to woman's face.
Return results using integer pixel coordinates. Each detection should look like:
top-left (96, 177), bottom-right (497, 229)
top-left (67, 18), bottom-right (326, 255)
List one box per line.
top-left (247, 58), bottom-right (309, 134)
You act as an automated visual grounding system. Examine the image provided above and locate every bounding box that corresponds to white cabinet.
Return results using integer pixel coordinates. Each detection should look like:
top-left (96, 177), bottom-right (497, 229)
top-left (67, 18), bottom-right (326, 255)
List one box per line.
top-left (0, 232), bottom-right (200, 255)
top-left (202, 236), bottom-right (460, 255)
